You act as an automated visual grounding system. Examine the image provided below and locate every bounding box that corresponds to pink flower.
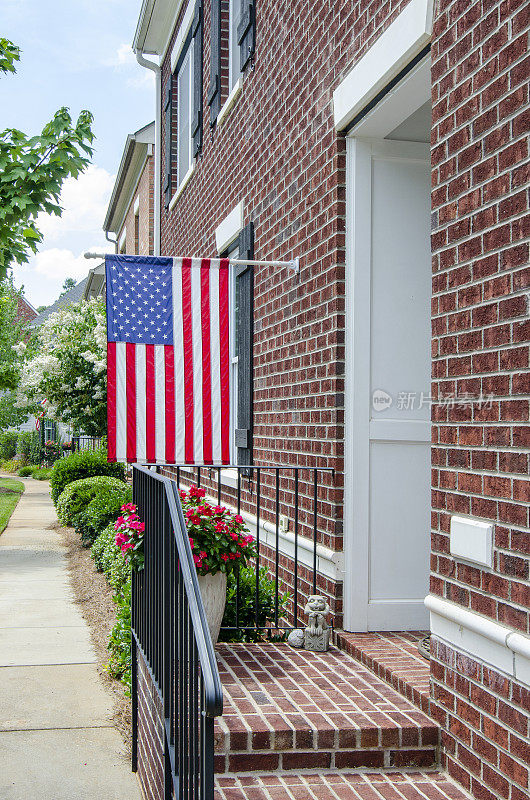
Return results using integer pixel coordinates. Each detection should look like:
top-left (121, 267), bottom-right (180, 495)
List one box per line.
top-left (179, 490), bottom-right (187, 500)
top-left (121, 503), bottom-right (137, 513)
top-left (245, 536), bottom-right (254, 545)
top-left (199, 551), bottom-right (207, 559)
top-left (186, 509), bottom-right (196, 519)
top-left (234, 515), bottom-right (243, 524)
top-left (188, 537), bottom-right (195, 548)
top-left (229, 553), bottom-right (236, 560)
top-left (215, 522), bottom-right (226, 533)
top-left (230, 532), bottom-right (238, 541)
top-left (193, 554), bottom-right (203, 566)
top-left (189, 515), bottom-right (201, 526)
top-left (115, 534), bottom-right (127, 548)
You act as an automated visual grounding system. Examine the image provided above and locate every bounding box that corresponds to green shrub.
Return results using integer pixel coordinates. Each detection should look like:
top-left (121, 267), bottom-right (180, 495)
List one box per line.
top-left (16, 431), bottom-right (34, 462)
top-left (50, 448), bottom-right (125, 505)
top-left (91, 525), bottom-right (132, 693)
top-left (18, 465), bottom-right (37, 477)
top-left (107, 579), bottom-right (132, 694)
top-left (56, 476), bottom-right (129, 526)
top-left (0, 432), bottom-right (18, 460)
top-left (91, 524), bottom-right (130, 592)
top-left (219, 565), bottom-right (290, 643)
top-left (0, 458), bottom-right (19, 473)
top-left (29, 432), bottom-right (43, 465)
top-left (74, 485), bottom-right (132, 547)
top-left (31, 468), bottom-right (52, 480)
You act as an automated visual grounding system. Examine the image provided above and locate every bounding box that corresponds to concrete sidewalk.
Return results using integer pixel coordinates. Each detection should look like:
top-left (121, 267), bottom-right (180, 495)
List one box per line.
top-left (0, 477), bottom-right (142, 800)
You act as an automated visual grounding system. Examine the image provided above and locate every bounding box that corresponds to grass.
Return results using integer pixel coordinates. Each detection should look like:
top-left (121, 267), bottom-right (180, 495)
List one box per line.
top-left (0, 478), bottom-right (24, 533)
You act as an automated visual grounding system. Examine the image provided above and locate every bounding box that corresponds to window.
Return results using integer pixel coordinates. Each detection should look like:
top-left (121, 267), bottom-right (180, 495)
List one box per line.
top-left (228, 0), bottom-right (242, 92)
top-left (165, 2), bottom-right (203, 208)
top-left (176, 44), bottom-right (194, 187)
top-left (228, 243), bottom-right (240, 458)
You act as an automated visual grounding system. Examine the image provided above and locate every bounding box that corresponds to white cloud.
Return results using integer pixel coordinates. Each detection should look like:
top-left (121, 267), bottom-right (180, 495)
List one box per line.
top-left (37, 165), bottom-right (116, 241)
top-left (105, 42), bottom-right (156, 88)
top-left (107, 42), bottom-right (135, 67)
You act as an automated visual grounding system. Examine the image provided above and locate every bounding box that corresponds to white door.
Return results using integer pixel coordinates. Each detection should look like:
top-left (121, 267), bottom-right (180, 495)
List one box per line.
top-left (345, 139), bottom-right (431, 630)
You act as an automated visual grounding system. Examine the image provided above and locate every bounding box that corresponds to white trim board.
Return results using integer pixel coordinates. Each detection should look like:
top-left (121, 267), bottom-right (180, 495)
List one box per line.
top-left (426, 594), bottom-right (530, 688)
top-left (215, 202), bottom-right (244, 253)
top-left (332, 0), bottom-right (434, 131)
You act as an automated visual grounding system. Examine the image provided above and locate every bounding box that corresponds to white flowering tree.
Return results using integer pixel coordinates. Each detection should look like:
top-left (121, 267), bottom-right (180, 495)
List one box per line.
top-left (19, 298), bottom-right (107, 436)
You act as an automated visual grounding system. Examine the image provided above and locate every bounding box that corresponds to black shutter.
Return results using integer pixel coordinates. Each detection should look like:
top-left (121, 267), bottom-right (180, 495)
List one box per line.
top-left (237, 0), bottom-right (255, 72)
top-left (236, 222), bottom-right (254, 468)
top-left (163, 78), bottom-right (172, 208)
top-left (207, 0), bottom-right (221, 125)
top-left (191, 1), bottom-right (203, 157)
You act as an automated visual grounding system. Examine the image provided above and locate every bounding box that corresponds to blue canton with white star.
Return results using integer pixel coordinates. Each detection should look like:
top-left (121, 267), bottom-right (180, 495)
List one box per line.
top-left (106, 255), bottom-right (173, 345)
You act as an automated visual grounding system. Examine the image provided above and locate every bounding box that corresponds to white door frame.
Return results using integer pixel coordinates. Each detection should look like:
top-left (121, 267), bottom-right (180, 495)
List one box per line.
top-left (343, 57), bottom-right (432, 632)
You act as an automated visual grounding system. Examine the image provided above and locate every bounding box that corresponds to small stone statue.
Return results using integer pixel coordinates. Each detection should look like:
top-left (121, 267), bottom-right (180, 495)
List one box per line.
top-left (303, 595), bottom-right (330, 652)
top-left (287, 629), bottom-right (304, 648)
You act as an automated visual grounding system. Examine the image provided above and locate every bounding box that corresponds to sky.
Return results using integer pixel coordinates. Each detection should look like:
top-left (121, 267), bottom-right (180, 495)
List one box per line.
top-left (1, 0), bottom-right (156, 307)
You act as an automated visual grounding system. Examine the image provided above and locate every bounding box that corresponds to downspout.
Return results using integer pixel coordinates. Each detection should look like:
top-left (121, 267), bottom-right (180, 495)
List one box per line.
top-left (105, 231), bottom-right (117, 247)
top-left (135, 49), bottom-right (161, 256)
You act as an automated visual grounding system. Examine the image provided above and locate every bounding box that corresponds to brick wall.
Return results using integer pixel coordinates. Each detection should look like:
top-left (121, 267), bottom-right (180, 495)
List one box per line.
top-left (118, 155), bottom-right (154, 256)
top-left (136, 650), bottom-right (165, 800)
top-left (160, 0), bottom-right (417, 613)
top-left (430, 0), bottom-right (529, 797)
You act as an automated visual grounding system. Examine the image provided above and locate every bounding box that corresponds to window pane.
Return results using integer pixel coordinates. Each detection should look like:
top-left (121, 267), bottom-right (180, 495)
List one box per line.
top-left (229, 0), bottom-right (242, 90)
top-left (177, 49), bottom-right (192, 184)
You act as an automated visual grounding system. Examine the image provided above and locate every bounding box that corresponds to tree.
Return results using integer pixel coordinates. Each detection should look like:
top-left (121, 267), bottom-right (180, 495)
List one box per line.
top-left (0, 38), bottom-right (94, 278)
top-left (19, 298), bottom-right (107, 436)
top-left (0, 277), bottom-right (28, 391)
top-left (60, 277), bottom-right (77, 295)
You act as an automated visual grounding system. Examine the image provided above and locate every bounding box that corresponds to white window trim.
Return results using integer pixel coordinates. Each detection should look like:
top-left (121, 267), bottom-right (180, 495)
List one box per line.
top-left (218, 77), bottom-right (243, 126)
top-left (133, 196), bottom-right (140, 215)
top-left (169, 38), bottom-right (195, 207)
top-left (170, 0), bottom-right (195, 73)
top-left (215, 203), bottom-right (244, 479)
top-left (168, 162), bottom-right (195, 211)
top-left (118, 229), bottom-right (126, 253)
top-left (228, 0), bottom-right (241, 93)
top-left (332, 0), bottom-right (434, 131)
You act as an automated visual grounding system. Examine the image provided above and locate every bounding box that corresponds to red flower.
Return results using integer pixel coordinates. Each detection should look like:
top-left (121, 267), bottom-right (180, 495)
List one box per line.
top-left (234, 514), bottom-right (243, 523)
top-left (221, 554), bottom-right (229, 562)
top-left (188, 537), bottom-right (195, 548)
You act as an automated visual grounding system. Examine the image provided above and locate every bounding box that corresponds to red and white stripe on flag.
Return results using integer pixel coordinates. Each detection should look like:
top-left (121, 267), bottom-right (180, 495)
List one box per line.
top-left (106, 257), bottom-right (232, 465)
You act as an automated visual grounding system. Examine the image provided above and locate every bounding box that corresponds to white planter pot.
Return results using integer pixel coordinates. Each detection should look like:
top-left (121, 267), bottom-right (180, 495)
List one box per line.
top-left (197, 571), bottom-right (227, 645)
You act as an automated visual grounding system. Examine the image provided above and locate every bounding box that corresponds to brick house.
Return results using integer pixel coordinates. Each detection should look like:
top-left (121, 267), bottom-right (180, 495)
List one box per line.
top-left (127, 0), bottom-right (529, 798)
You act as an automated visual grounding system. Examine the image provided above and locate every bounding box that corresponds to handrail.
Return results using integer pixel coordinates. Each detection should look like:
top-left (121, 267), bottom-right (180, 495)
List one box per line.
top-left (134, 464), bottom-right (223, 716)
top-left (165, 474), bottom-right (224, 716)
top-left (131, 464), bottom-right (224, 798)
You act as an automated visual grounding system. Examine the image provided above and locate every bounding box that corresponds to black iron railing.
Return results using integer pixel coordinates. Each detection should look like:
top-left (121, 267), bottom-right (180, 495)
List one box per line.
top-left (151, 464), bottom-right (334, 633)
top-left (131, 465), bottom-right (223, 800)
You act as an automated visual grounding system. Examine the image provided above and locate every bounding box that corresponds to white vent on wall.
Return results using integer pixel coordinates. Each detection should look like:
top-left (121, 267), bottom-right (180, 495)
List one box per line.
top-left (450, 516), bottom-right (493, 568)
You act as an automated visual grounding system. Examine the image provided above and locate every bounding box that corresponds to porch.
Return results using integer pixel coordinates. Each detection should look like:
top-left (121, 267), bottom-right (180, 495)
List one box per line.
top-left (131, 466), bottom-right (470, 800)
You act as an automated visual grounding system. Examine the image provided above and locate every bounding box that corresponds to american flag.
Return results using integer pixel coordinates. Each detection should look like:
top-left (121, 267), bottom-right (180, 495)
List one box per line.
top-left (105, 254), bottom-right (232, 465)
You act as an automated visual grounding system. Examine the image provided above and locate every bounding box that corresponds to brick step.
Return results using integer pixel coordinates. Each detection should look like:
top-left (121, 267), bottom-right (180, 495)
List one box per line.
top-left (334, 630), bottom-right (432, 714)
top-left (214, 643), bottom-right (439, 774)
top-left (215, 770), bottom-right (471, 799)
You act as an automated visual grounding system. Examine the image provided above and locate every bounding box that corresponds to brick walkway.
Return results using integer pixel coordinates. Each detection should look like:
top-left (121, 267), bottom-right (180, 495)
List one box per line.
top-left (334, 632), bottom-right (431, 713)
top-left (215, 771), bottom-right (471, 799)
top-left (214, 643), bottom-right (438, 773)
